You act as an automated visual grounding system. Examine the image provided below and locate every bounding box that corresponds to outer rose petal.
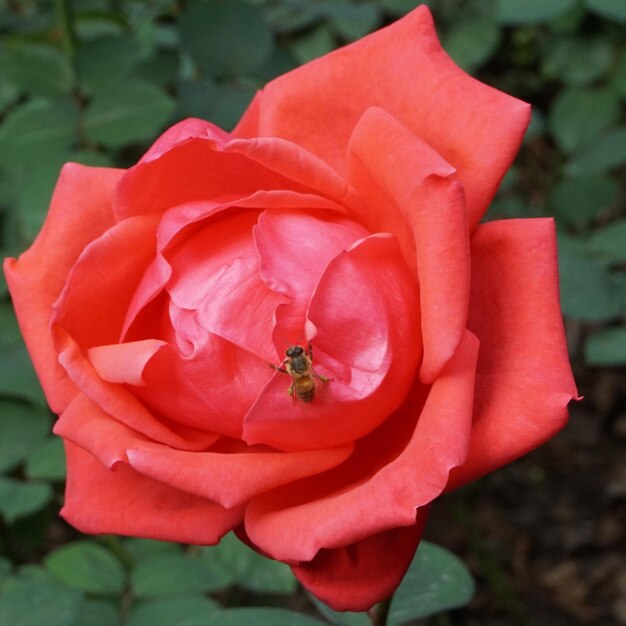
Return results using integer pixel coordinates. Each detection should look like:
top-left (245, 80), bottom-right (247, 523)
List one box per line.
top-left (447, 219), bottom-right (578, 489)
top-left (3, 164), bottom-right (124, 412)
top-left (234, 5), bottom-right (530, 228)
top-left (347, 108), bottom-right (469, 382)
top-left (62, 442), bottom-right (243, 544)
top-left (291, 510), bottom-right (428, 612)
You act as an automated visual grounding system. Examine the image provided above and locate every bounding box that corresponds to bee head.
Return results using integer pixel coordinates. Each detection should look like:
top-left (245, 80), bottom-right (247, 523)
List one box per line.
top-left (286, 345), bottom-right (304, 358)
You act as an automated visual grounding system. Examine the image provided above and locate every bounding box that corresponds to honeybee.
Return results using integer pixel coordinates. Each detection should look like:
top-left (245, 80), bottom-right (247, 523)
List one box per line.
top-left (271, 344), bottom-right (330, 402)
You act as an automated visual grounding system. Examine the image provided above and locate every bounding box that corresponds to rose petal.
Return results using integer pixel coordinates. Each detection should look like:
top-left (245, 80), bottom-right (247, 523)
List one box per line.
top-left (290, 510), bottom-right (427, 612)
top-left (88, 340), bottom-right (167, 387)
top-left (62, 441), bottom-right (242, 544)
top-left (244, 331), bottom-right (477, 561)
top-left (347, 108), bottom-right (470, 383)
top-left (52, 214), bottom-right (160, 349)
top-left (243, 233), bottom-right (420, 451)
top-left (253, 209), bottom-right (368, 348)
top-left (4, 164), bottom-right (123, 412)
top-left (234, 5), bottom-right (530, 227)
top-left (447, 219), bottom-right (578, 489)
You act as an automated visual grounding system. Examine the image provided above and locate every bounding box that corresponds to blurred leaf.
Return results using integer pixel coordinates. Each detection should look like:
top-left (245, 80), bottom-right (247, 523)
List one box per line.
top-left (83, 81), bottom-right (175, 148)
top-left (548, 175), bottom-right (619, 229)
top-left (133, 50), bottom-right (180, 86)
top-left (324, 3), bottom-right (380, 41)
top-left (264, 1), bottom-right (322, 33)
top-left (24, 436), bottom-right (66, 481)
top-left (75, 35), bottom-right (144, 93)
top-left (0, 43), bottom-right (74, 98)
top-left (290, 23), bottom-right (336, 63)
top-left (307, 594), bottom-right (369, 626)
top-left (69, 150), bottom-right (113, 168)
top-left (72, 599), bottom-right (119, 626)
top-left (253, 47), bottom-right (299, 82)
top-left (128, 595), bottom-right (219, 626)
top-left (178, 79), bottom-right (255, 131)
top-left (0, 99), bottom-right (77, 166)
top-left (567, 126), bottom-right (626, 175)
top-left (525, 110), bottom-right (546, 141)
top-left (585, 0), bottom-right (626, 22)
top-left (131, 553), bottom-right (228, 598)
top-left (588, 219), bottom-right (626, 262)
top-left (179, 1), bottom-right (273, 77)
top-left (0, 342), bottom-right (46, 406)
top-left (444, 18), bottom-right (501, 71)
top-left (613, 50), bottom-right (626, 100)
top-left (378, 0), bottom-right (420, 15)
top-left (123, 538), bottom-right (183, 562)
top-left (201, 532), bottom-right (296, 594)
top-left (182, 608), bottom-right (328, 626)
top-left (45, 541), bottom-right (126, 595)
top-left (558, 235), bottom-right (621, 320)
top-left (542, 37), bottom-right (613, 86)
top-left (585, 327), bottom-right (626, 366)
top-left (0, 558), bottom-right (12, 585)
top-left (0, 579), bottom-right (82, 626)
top-left (0, 399), bottom-right (50, 472)
top-left (0, 477), bottom-right (52, 523)
top-left (0, 75), bottom-right (19, 110)
top-left (495, 0), bottom-right (576, 24)
top-left (549, 87), bottom-right (619, 152)
top-left (388, 541), bottom-right (475, 625)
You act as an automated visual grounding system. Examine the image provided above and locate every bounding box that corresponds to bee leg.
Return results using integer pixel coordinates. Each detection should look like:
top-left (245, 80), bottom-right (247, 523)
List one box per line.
top-left (270, 363), bottom-right (288, 374)
top-left (306, 343), bottom-right (313, 360)
top-left (288, 383), bottom-right (296, 400)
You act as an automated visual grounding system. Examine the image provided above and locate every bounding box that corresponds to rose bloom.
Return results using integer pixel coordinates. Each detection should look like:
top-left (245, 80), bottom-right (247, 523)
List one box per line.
top-left (5, 5), bottom-right (576, 611)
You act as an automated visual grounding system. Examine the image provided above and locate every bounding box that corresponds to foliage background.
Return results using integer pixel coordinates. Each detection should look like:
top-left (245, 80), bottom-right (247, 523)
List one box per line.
top-left (0, 0), bottom-right (624, 624)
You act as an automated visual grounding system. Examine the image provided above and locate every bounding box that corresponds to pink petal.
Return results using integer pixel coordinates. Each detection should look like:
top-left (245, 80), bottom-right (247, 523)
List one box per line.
top-left (62, 441), bottom-right (243, 544)
top-left (234, 5), bottom-right (529, 228)
top-left (347, 108), bottom-right (470, 383)
top-left (447, 219), bottom-right (578, 489)
top-left (244, 331), bottom-right (477, 562)
top-left (291, 511), bottom-right (427, 612)
top-left (4, 164), bottom-right (123, 412)
top-left (244, 233), bottom-right (420, 451)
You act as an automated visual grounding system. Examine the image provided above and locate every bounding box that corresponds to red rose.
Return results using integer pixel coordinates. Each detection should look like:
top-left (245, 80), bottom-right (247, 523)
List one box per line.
top-left (4, 5), bottom-right (576, 611)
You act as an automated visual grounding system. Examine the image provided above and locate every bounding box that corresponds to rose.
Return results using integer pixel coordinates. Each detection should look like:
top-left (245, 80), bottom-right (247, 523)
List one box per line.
top-left (4, 5), bottom-right (576, 611)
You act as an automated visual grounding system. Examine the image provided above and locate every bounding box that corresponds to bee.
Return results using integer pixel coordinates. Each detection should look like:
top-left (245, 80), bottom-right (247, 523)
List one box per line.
top-left (271, 343), bottom-right (330, 402)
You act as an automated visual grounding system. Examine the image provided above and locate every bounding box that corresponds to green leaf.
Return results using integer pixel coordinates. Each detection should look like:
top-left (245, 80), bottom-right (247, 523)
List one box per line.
top-left (612, 50), bottom-right (626, 100)
top-left (0, 43), bottom-right (74, 98)
top-left (83, 81), bottom-right (175, 148)
top-left (588, 219), bottom-right (626, 263)
top-left (541, 37), bottom-right (613, 86)
top-left (45, 541), bottom-right (126, 595)
top-left (324, 3), bottom-right (381, 41)
top-left (0, 580), bottom-right (82, 626)
top-left (0, 342), bottom-right (46, 406)
top-left (585, 327), bottom-right (626, 366)
top-left (0, 477), bottom-right (52, 523)
top-left (131, 553), bottom-right (228, 598)
top-left (585, 0), bottom-right (626, 22)
top-left (133, 50), bottom-right (180, 87)
top-left (24, 436), bottom-right (66, 481)
top-left (201, 532), bottom-right (296, 593)
top-left (75, 35), bottom-right (144, 93)
top-left (548, 175), bottom-right (619, 229)
top-left (128, 595), bottom-right (219, 626)
top-left (444, 18), bottom-right (501, 71)
top-left (558, 235), bottom-right (621, 320)
top-left (0, 557), bottom-right (12, 585)
top-left (123, 538), bottom-right (183, 563)
top-left (290, 23), bottom-right (336, 64)
top-left (307, 594), bottom-right (369, 626)
top-left (179, 1), bottom-right (273, 77)
top-left (549, 87), bottom-right (620, 153)
top-left (182, 608), bottom-right (328, 626)
top-left (566, 126), bottom-right (626, 175)
top-left (496, 0), bottom-right (576, 24)
top-left (178, 79), bottom-right (255, 132)
top-left (388, 541), bottom-right (475, 624)
top-left (72, 599), bottom-right (119, 626)
top-left (0, 400), bottom-right (50, 472)
top-left (0, 99), bottom-right (77, 166)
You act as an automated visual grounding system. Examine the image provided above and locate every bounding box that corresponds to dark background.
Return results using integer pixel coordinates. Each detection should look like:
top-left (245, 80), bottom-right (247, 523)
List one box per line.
top-left (0, 1), bottom-right (624, 625)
